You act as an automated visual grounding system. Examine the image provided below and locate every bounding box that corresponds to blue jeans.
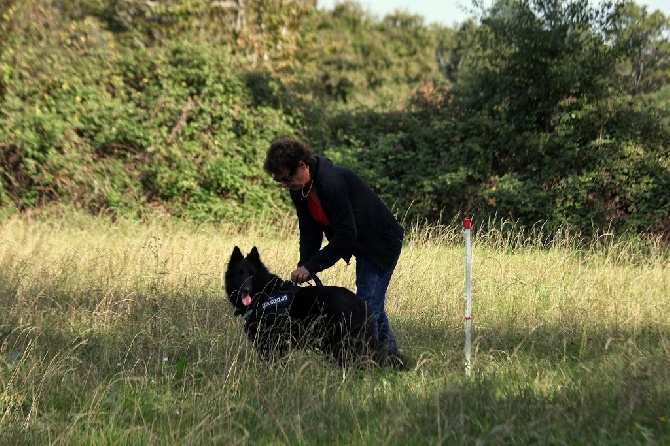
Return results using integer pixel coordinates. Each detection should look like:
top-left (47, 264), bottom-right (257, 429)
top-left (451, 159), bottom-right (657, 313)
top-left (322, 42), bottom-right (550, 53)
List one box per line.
top-left (355, 255), bottom-right (399, 353)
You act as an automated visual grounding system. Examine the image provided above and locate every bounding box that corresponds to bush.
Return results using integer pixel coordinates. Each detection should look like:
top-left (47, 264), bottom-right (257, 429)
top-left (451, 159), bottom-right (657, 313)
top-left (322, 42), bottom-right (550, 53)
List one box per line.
top-left (0, 7), bottom-right (296, 222)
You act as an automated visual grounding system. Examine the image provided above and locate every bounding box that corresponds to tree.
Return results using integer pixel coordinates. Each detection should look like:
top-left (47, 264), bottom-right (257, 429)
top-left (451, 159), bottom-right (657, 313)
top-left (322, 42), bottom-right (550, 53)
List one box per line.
top-left (607, 1), bottom-right (670, 94)
top-left (454, 0), bottom-right (622, 176)
top-left (435, 20), bottom-right (476, 83)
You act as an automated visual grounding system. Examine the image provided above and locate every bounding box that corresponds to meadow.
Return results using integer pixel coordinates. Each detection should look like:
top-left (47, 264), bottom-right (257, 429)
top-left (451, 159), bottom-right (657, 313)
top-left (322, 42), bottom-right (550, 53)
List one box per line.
top-left (0, 214), bottom-right (668, 445)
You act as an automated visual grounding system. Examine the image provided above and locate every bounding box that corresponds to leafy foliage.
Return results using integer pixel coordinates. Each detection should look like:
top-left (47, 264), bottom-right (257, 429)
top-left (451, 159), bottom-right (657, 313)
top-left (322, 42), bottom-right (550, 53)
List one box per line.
top-left (608, 1), bottom-right (670, 94)
top-left (0, 1), bottom-right (295, 221)
top-left (322, 0), bottom-right (670, 239)
top-left (0, 0), bottom-right (669, 239)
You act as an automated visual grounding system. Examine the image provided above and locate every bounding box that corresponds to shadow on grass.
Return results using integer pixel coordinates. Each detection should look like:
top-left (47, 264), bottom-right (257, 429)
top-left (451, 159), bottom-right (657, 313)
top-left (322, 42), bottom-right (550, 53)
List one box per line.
top-left (1, 291), bottom-right (669, 444)
top-left (386, 317), bottom-right (670, 443)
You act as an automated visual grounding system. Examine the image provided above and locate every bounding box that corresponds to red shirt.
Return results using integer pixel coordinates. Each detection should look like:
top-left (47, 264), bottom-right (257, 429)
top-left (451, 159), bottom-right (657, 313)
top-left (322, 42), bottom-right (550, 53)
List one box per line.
top-left (307, 195), bottom-right (331, 226)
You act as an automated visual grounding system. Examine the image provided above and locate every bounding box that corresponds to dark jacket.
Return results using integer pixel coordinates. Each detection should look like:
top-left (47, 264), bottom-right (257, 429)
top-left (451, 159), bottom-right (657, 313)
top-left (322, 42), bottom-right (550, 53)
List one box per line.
top-left (290, 156), bottom-right (404, 275)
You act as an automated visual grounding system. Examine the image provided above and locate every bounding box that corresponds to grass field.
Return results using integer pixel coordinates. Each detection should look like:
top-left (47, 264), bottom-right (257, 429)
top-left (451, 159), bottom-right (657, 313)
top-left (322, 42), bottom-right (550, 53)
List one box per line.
top-left (1, 215), bottom-right (669, 445)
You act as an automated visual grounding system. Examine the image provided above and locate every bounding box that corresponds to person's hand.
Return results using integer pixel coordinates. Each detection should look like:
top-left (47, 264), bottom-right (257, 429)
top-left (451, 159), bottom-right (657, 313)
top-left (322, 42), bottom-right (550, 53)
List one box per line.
top-left (291, 266), bottom-right (311, 283)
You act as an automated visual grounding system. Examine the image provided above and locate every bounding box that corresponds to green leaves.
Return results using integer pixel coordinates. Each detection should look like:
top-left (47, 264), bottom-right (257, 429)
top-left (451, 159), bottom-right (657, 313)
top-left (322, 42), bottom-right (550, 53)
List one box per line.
top-left (0, 0), bottom-right (668, 237)
top-left (608, 2), bottom-right (670, 94)
top-left (0, 1), bottom-right (297, 222)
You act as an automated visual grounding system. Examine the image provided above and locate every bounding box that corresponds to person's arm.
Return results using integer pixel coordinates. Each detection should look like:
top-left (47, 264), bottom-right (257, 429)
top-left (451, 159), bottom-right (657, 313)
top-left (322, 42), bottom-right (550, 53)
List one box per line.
top-left (297, 206), bottom-right (323, 267)
top-left (302, 174), bottom-right (356, 274)
top-left (292, 192), bottom-right (323, 270)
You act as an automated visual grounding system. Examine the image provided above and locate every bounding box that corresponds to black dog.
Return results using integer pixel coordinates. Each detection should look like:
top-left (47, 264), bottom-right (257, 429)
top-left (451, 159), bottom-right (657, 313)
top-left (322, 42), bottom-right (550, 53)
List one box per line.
top-left (225, 246), bottom-right (394, 368)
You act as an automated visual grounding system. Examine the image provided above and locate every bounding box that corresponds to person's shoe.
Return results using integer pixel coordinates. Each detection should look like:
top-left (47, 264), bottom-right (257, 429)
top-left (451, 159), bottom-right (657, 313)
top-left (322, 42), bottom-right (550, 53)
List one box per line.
top-left (388, 349), bottom-right (409, 371)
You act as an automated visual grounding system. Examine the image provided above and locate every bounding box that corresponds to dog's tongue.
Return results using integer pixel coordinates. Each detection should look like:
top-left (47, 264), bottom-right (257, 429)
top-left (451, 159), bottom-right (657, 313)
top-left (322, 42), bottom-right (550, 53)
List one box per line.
top-left (242, 295), bottom-right (252, 307)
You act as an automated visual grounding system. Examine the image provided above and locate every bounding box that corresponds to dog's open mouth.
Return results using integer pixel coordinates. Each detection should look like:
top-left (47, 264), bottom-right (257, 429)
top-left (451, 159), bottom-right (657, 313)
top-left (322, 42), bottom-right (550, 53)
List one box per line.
top-left (241, 294), bottom-right (252, 307)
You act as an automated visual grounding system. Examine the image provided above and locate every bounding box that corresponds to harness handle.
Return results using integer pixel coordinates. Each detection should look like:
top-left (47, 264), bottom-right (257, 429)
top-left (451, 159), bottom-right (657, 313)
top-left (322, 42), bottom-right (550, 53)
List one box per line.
top-left (311, 274), bottom-right (323, 287)
top-left (291, 274), bottom-right (323, 287)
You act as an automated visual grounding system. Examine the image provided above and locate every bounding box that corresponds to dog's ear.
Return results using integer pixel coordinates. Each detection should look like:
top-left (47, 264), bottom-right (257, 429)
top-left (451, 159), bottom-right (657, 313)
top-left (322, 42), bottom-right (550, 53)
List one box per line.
top-left (230, 246), bottom-right (244, 262)
top-left (248, 246), bottom-right (260, 262)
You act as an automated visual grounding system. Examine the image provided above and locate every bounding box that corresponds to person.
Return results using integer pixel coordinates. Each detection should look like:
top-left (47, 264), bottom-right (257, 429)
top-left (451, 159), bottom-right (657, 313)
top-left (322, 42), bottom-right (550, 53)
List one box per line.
top-left (263, 137), bottom-right (405, 358)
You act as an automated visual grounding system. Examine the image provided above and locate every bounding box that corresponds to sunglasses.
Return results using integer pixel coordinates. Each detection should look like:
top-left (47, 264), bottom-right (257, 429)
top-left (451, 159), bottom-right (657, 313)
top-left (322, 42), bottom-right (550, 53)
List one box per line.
top-left (273, 167), bottom-right (296, 183)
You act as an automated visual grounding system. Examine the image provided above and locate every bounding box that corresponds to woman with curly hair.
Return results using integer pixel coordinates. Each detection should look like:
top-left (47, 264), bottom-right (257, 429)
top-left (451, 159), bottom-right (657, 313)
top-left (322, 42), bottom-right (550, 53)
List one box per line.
top-left (264, 137), bottom-right (405, 360)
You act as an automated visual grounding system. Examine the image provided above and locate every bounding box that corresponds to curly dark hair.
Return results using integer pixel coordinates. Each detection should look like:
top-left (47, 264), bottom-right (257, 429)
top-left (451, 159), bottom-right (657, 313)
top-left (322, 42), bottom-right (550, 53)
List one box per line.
top-left (264, 137), bottom-right (317, 175)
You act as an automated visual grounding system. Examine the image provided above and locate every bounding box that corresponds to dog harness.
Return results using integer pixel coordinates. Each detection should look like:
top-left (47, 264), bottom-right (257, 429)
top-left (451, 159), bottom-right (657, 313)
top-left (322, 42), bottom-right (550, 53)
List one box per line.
top-left (243, 282), bottom-right (301, 321)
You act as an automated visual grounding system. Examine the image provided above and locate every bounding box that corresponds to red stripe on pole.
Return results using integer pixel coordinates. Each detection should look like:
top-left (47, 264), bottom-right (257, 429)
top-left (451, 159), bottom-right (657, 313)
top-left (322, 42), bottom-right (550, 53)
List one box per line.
top-left (464, 218), bottom-right (471, 230)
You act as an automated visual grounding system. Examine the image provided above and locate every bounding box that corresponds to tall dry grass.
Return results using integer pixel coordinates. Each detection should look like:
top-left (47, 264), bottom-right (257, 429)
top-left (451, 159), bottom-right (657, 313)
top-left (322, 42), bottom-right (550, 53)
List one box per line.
top-left (1, 214), bottom-right (668, 444)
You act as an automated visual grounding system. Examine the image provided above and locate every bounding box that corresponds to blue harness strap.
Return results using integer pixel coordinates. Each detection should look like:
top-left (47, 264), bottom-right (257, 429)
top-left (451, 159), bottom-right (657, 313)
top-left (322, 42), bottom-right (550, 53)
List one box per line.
top-left (260, 290), bottom-right (293, 314)
top-left (244, 283), bottom-right (300, 321)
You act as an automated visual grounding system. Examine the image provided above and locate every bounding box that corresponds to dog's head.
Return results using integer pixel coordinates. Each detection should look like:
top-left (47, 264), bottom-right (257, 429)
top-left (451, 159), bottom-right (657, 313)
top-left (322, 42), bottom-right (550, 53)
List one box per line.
top-left (225, 246), bottom-right (272, 314)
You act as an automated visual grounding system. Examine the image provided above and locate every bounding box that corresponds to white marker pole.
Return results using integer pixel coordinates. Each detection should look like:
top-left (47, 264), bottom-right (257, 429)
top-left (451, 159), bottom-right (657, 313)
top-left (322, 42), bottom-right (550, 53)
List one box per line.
top-left (464, 218), bottom-right (472, 376)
